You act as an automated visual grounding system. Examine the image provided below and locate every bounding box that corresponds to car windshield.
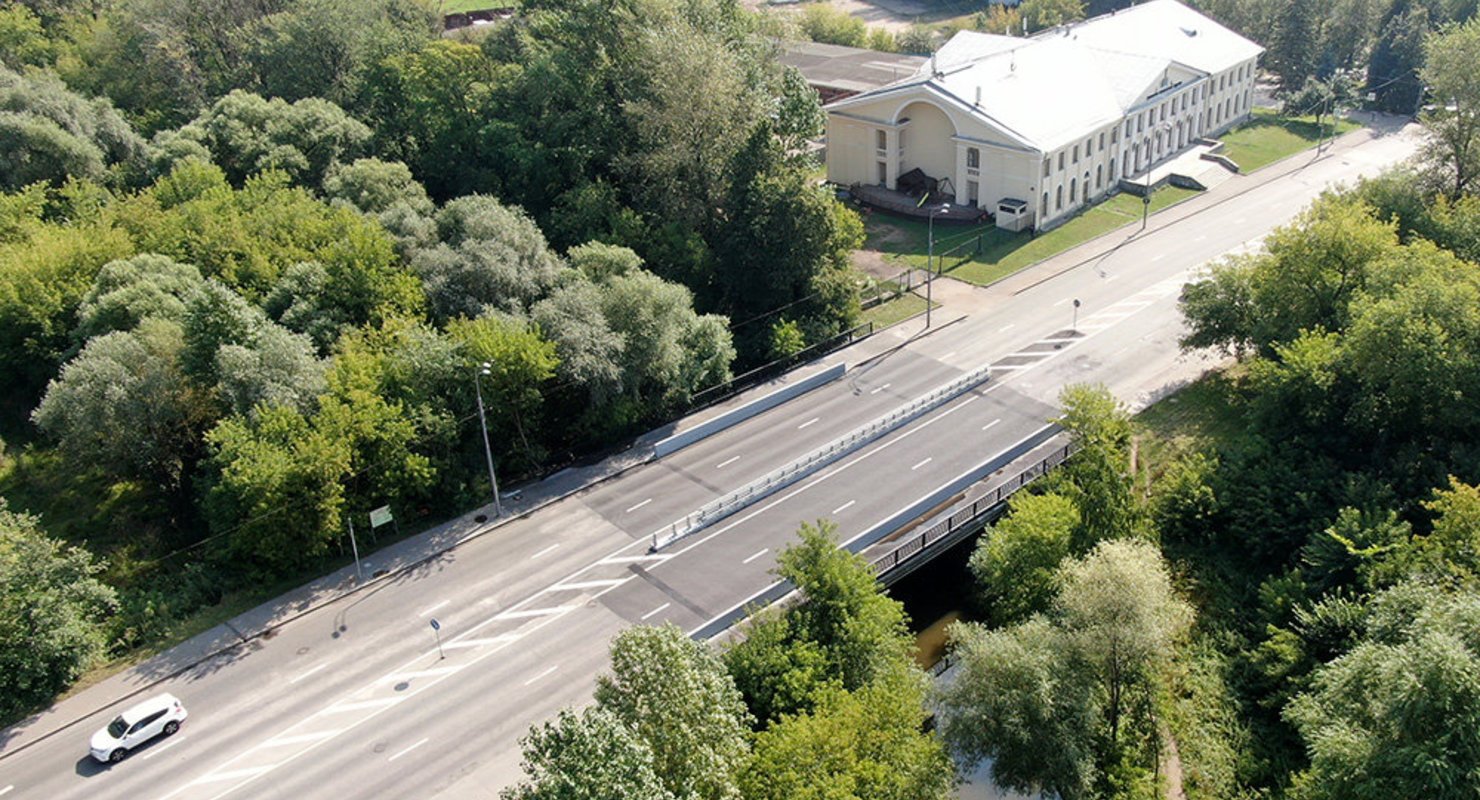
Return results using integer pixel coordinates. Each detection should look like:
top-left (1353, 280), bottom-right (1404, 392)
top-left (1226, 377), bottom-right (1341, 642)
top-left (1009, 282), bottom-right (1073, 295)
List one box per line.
top-left (106, 716), bottom-right (128, 738)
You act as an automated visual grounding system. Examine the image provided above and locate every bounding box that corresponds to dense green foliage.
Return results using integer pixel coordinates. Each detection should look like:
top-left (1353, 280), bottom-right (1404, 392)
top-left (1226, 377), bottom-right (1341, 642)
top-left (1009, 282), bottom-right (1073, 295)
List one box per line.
top-left (0, 0), bottom-right (881, 719)
top-left (0, 499), bottom-right (116, 718)
top-left (1136, 166), bottom-right (1480, 797)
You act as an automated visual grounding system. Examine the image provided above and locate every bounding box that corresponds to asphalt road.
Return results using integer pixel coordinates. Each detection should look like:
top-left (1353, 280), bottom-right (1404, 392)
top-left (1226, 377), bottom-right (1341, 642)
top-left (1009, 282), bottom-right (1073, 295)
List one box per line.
top-left (0, 124), bottom-right (1420, 800)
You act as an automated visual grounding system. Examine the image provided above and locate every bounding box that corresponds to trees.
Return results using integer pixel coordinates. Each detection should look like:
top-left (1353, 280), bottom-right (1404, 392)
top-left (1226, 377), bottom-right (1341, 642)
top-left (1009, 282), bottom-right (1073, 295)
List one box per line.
top-left (594, 624), bottom-right (752, 800)
top-left (1285, 583), bottom-right (1480, 800)
top-left (1053, 384), bottom-right (1141, 549)
top-left (1056, 539), bottom-right (1192, 755)
top-left (0, 66), bottom-right (147, 190)
top-left (742, 671), bottom-right (954, 800)
top-left (413, 195), bottom-right (566, 321)
top-left (1421, 17), bottom-right (1480, 197)
top-left (797, 5), bottom-right (866, 48)
top-left (73, 254), bottom-right (204, 339)
top-left (0, 500), bottom-right (115, 718)
top-left (969, 492), bottom-right (1078, 627)
top-left (31, 318), bottom-right (213, 495)
top-left (937, 618), bottom-right (1097, 800)
top-left (502, 708), bottom-right (674, 800)
top-left (1268, 0), bottom-right (1323, 91)
top-left (164, 91), bottom-right (371, 189)
top-left (942, 540), bottom-right (1191, 796)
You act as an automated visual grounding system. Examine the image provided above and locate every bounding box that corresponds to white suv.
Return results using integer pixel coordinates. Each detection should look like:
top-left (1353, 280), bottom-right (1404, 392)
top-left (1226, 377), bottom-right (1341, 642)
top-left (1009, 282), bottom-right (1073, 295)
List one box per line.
top-left (90, 693), bottom-right (188, 763)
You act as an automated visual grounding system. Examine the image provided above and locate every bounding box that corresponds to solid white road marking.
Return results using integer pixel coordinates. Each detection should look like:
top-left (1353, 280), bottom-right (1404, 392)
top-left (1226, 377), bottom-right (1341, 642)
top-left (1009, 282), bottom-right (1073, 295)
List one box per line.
top-left (832, 500), bottom-right (856, 515)
top-left (600, 554), bottom-right (671, 564)
top-left (390, 666), bottom-right (461, 682)
top-left (418, 600), bottom-right (449, 617)
top-left (1053, 297), bottom-right (1071, 307)
top-left (530, 543), bottom-right (560, 560)
top-left (442, 634), bottom-right (520, 650)
top-left (939, 351), bottom-right (957, 360)
top-left (0, 785), bottom-right (12, 796)
top-left (325, 697), bottom-right (401, 714)
top-left (260, 730), bottom-right (339, 748)
top-left (550, 578), bottom-right (627, 591)
top-left (524, 666), bottom-right (559, 686)
top-left (625, 498), bottom-right (652, 513)
top-left (998, 323), bottom-right (1016, 332)
top-left (715, 455), bottom-right (741, 469)
top-left (797, 417), bottom-right (819, 429)
top-left (869, 383), bottom-right (892, 395)
top-left (982, 418), bottom-right (1001, 431)
top-left (387, 737), bottom-right (429, 763)
top-left (911, 457), bottom-right (933, 471)
top-left (143, 736), bottom-right (187, 760)
top-left (640, 602), bottom-right (671, 621)
top-left (193, 766), bottom-right (274, 785)
top-left (496, 606), bottom-right (579, 620)
top-left (742, 548), bottom-right (769, 565)
top-left (1151, 254), bottom-right (1165, 262)
top-left (289, 663), bottom-right (328, 685)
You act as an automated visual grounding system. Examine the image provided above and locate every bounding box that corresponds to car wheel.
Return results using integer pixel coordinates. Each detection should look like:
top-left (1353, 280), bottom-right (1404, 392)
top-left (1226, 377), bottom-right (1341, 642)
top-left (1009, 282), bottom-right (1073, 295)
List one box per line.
top-left (163, 721), bottom-right (179, 736)
top-left (109, 748), bottom-right (126, 763)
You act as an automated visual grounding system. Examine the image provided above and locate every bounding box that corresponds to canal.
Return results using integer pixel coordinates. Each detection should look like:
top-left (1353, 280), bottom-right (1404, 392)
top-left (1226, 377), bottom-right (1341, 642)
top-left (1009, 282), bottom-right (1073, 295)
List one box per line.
top-left (883, 529), bottom-right (983, 669)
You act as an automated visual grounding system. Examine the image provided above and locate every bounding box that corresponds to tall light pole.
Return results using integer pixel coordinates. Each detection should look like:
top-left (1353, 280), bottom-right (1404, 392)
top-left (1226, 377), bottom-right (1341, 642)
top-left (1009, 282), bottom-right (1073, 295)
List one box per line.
top-left (1141, 122), bottom-right (1173, 231)
top-left (925, 201), bottom-right (949, 328)
top-left (473, 361), bottom-right (504, 518)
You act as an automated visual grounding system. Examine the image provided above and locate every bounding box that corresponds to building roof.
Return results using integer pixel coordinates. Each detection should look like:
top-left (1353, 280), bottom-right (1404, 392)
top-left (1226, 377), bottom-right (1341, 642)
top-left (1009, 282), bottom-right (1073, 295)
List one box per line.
top-left (826, 0), bottom-right (1263, 152)
top-left (778, 41), bottom-right (927, 97)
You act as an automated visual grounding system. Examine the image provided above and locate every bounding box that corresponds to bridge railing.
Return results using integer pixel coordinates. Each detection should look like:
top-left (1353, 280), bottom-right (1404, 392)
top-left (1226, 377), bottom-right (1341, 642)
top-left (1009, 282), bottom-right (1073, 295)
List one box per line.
top-left (868, 440), bottom-right (1076, 576)
top-left (651, 362), bottom-right (995, 550)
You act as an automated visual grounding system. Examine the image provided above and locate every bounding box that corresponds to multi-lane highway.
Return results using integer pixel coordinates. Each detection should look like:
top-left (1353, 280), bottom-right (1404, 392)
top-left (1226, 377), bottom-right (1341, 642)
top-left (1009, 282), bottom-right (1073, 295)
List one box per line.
top-left (0, 121), bottom-right (1420, 799)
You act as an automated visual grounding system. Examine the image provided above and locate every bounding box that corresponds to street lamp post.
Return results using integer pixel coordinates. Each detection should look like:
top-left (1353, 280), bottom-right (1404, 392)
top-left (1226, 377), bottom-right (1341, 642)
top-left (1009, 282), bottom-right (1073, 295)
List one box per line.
top-left (926, 202), bottom-right (949, 328)
top-left (1141, 122), bottom-right (1173, 231)
top-left (473, 361), bottom-right (504, 518)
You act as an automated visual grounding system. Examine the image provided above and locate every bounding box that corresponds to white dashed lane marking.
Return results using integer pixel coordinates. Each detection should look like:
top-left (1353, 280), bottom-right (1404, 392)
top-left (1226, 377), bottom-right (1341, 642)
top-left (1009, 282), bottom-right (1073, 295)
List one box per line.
top-left (742, 548), bottom-right (769, 565)
top-left (387, 738), bottom-right (428, 763)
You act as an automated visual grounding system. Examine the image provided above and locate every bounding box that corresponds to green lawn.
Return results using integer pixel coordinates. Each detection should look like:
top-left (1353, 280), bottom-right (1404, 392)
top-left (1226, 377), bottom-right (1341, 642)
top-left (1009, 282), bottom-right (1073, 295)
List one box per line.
top-left (1218, 108), bottom-right (1362, 172)
top-left (860, 292), bottom-right (932, 329)
top-left (862, 185), bottom-right (1201, 288)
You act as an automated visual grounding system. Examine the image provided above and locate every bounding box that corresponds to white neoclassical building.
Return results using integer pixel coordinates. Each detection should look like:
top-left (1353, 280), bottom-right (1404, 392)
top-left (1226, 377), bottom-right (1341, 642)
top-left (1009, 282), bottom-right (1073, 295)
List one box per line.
top-left (823, 0), bottom-right (1263, 230)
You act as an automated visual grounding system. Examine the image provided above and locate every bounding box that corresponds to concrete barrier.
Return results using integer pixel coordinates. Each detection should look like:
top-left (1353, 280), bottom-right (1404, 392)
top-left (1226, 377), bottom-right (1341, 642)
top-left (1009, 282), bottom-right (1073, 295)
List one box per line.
top-left (653, 362), bottom-right (847, 458)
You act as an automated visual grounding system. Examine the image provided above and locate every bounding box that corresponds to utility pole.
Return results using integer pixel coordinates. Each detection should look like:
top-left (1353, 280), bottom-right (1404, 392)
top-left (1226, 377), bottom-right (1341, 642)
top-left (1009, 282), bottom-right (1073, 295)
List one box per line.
top-left (474, 362), bottom-right (504, 518)
top-left (348, 517), bottom-right (363, 583)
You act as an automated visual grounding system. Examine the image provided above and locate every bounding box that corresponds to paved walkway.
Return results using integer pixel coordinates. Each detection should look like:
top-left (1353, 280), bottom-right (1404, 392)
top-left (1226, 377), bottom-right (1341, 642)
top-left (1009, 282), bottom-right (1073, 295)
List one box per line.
top-left (0, 114), bottom-right (1418, 760)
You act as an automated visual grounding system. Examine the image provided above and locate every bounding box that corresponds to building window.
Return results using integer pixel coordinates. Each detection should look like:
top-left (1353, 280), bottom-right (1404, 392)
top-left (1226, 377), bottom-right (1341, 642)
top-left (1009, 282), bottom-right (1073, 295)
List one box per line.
top-left (1125, 121), bottom-right (1133, 137)
top-left (876, 129), bottom-right (887, 151)
top-left (1098, 132), bottom-right (1105, 151)
top-left (1112, 127), bottom-right (1119, 144)
top-left (1110, 156), bottom-right (1116, 178)
top-left (1096, 164), bottom-right (1103, 189)
top-left (1058, 152), bottom-right (1065, 170)
top-left (1042, 191), bottom-right (1049, 215)
top-left (1086, 137), bottom-right (1093, 155)
top-left (967, 147), bottom-right (980, 169)
top-left (1056, 185), bottom-right (1063, 210)
top-left (1070, 178), bottom-right (1077, 203)
top-left (1073, 144), bottom-right (1079, 163)
top-left (1083, 171), bottom-right (1090, 199)
top-left (1043, 158), bottom-right (1051, 177)
top-left (877, 161), bottom-right (887, 185)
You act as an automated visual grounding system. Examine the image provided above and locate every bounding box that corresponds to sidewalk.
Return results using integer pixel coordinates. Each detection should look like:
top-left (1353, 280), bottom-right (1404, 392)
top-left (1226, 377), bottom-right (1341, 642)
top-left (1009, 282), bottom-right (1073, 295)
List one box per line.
top-left (0, 114), bottom-right (1418, 760)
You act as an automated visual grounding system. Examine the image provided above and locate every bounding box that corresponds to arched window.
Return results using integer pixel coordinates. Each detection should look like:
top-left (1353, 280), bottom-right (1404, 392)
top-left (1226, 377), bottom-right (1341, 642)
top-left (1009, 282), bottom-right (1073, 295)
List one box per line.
top-left (1096, 164), bottom-right (1103, 189)
top-left (1042, 191), bottom-right (1049, 214)
top-left (1070, 179), bottom-right (1077, 203)
top-left (1084, 171), bottom-right (1091, 197)
top-left (1056, 185), bottom-right (1063, 210)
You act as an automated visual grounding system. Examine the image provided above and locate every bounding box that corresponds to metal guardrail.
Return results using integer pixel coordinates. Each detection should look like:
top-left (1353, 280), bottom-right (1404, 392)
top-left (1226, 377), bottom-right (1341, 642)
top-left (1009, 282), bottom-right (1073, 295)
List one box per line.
top-left (651, 363), bottom-right (996, 550)
top-left (868, 441), bottom-right (1076, 576)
